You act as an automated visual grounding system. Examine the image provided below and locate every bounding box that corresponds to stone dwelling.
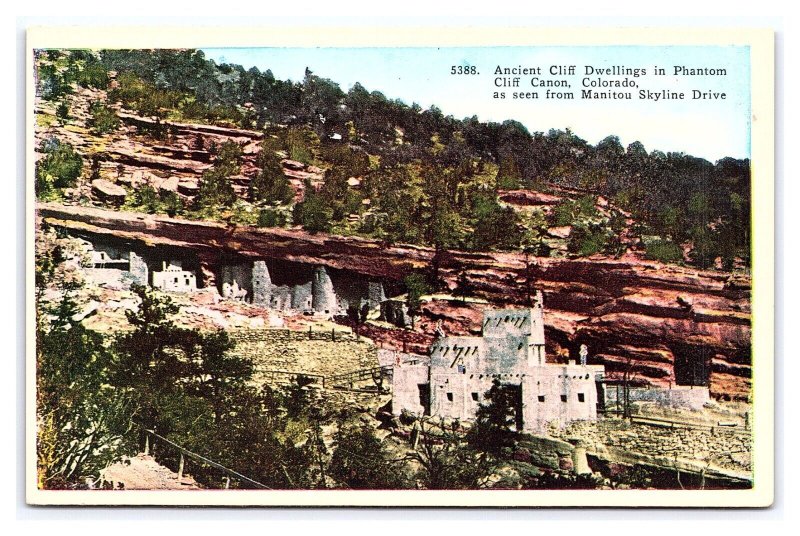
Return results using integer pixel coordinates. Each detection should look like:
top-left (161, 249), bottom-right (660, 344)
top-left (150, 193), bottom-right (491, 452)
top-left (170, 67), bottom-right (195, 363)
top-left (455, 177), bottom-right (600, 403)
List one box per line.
top-left (72, 233), bottom-right (389, 315)
top-left (391, 292), bottom-right (605, 433)
top-left (152, 260), bottom-right (197, 293)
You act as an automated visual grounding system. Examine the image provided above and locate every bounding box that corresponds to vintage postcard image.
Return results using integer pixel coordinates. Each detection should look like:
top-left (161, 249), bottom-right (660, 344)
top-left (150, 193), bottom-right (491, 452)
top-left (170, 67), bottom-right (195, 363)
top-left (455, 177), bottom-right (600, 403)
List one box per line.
top-left (26, 26), bottom-right (774, 506)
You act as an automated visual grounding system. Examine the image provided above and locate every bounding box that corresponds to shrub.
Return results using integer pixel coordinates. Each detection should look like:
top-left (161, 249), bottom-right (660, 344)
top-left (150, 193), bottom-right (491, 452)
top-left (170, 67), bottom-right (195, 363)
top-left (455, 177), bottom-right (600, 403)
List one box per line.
top-left (644, 239), bottom-right (683, 264)
top-left (568, 223), bottom-right (611, 257)
top-left (88, 102), bottom-right (120, 134)
top-left (257, 207), bottom-right (287, 228)
top-left (35, 138), bottom-right (83, 198)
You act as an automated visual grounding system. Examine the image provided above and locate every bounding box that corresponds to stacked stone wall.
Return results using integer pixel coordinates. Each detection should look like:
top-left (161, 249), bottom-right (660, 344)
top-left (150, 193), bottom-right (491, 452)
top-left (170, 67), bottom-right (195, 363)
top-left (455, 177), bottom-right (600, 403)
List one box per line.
top-left (227, 328), bottom-right (379, 381)
top-left (549, 418), bottom-right (752, 475)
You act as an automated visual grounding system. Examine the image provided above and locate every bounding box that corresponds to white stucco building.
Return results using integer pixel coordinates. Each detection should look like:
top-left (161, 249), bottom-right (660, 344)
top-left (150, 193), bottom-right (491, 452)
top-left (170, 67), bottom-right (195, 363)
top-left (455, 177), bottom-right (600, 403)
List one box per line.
top-left (152, 260), bottom-right (197, 293)
top-left (391, 292), bottom-right (605, 433)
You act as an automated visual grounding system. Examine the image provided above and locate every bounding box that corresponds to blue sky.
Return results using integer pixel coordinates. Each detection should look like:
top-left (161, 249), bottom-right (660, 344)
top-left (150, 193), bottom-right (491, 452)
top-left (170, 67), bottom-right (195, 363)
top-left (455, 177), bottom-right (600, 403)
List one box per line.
top-left (202, 46), bottom-right (750, 162)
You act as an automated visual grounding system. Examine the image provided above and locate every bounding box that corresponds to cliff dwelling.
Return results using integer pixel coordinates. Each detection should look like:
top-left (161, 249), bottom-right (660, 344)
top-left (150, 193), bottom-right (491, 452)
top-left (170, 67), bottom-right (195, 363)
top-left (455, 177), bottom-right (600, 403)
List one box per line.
top-left (391, 292), bottom-right (606, 433)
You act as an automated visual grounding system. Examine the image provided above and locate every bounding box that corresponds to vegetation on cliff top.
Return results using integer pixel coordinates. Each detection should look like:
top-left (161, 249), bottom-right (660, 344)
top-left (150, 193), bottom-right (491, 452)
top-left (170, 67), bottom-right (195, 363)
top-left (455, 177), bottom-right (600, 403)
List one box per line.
top-left (35, 49), bottom-right (750, 270)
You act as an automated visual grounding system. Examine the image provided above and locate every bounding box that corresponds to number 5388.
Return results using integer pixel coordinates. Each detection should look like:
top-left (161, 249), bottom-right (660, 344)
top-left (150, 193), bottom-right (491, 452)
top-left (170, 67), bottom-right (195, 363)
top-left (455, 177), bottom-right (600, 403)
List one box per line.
top-left (451, 65), bottom-right (478, 75)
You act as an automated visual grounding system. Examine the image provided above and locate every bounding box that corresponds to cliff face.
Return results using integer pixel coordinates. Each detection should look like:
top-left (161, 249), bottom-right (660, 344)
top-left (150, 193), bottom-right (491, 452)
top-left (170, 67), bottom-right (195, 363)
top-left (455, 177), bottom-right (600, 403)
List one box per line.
top-left (38, 203), bottom-right (752, 399)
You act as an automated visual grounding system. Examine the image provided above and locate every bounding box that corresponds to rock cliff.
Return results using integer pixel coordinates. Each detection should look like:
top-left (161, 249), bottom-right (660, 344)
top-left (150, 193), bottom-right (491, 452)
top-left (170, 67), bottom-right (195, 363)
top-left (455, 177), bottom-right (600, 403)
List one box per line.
top-left (38, 202), bottom-right (751, 399)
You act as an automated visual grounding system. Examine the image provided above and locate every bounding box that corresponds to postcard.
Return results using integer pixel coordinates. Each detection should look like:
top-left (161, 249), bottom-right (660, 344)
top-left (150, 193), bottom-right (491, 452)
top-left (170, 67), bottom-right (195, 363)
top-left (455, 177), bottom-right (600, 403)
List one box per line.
top-left (26, 25), bottom-right (774, 507)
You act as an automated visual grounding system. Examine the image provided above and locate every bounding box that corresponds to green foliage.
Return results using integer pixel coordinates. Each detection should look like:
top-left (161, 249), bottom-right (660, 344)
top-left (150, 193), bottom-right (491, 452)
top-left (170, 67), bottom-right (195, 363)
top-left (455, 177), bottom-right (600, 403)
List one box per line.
top-left (114, 284), bottom-right (247, 396)
top-left (520, 210), bottom-right (551, 257)
top-left (495, 153), bottom-right (522, 190)
top-left (129, 185), bottom-right (183, 217)
top-left (567, 222), bottom-right (613, 257)
top-left (250, 149), bottom-right (294, 204)
top-left (644, 238), bottom-right (684, 264)
top-left (133, 185), bottom-right (160, 213)
top-left (549, 195), bottom-right (597, 227)
top-left (689, 226), bottom-right (722, 269)
top-left (293, 185), bottom-right (332, 234)
top-left (320, 144), bottom-right (370, 178)
top-left (36, 58), bottom-right (73, 101)
top-left (365, 164), bottom-right (425, 244)
top-left (404, 272), bottom-right (431, 316)
top-left (35, 138), bottom-right (83, 198)
top-left (216, 140), bottom-right (243, 170)
top-left (409, 421), bottom-right (495, 489)
top-left (161, 191), bottom-right (184, 217)
top-left (318, 167), bottom-right (364, 223)
top-left (37, 315), bottom-right (137, 489)
top-left (285, 126), bottom-right (320, 164)
top-left (548, 196), bottom-right (623, 258)
top-left (469, 191), bottom-right (522, 251)
top-left (88, 101), bottom-right (120, 134)
top-left (466, 380), bottom-right (521, 457)
top-left (76, 61), bottom-right (109, 89)
top-left (196, 142), bottom-right (242, 209)
top-left (55, 100), bottom-right (70, 121)
top-left (109, 71), bottom-right (185, 120)
top-left (329, 421), bottom-right (409, 489)
top-left (257, 207), bottom-right (287, 228)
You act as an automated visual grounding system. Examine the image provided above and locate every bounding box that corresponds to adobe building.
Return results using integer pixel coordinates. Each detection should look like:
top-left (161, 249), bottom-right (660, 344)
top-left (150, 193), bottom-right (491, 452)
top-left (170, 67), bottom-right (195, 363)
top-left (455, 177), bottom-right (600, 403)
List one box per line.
top-left (152, 260), bottom-right (197, 293)
top-left (391, 291), bottom-right (605, 433)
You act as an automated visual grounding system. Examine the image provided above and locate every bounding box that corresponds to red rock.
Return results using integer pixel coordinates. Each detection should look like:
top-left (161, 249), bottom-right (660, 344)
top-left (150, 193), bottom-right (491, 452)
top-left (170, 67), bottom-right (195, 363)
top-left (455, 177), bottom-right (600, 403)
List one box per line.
top-left (498, 189), bottom-right (562, 206)
top-left (177, 180), bottom-right (200, 196)
top-left (548, 226), bottom-right (572, 238)
top-left (281, 159), bottom-right (306, 171)
top-left (91, 179), bottom-right (126, 203)
top-left (38, 202), bottom-right (753, 399)
top-left (159, 176), bottom-right (180, 193)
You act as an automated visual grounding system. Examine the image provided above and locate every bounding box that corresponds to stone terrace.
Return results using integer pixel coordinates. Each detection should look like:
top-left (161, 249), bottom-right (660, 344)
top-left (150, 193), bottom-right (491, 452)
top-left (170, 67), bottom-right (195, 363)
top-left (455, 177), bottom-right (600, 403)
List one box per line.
top-left (227, 328), bottom-right (379, 383)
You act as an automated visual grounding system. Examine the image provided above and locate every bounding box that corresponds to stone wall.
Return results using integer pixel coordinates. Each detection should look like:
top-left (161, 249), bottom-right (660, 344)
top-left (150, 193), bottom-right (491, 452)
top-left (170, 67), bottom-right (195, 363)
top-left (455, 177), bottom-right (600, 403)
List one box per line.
top-left (220, 264), bottom-right (252, 300)
top-left (522, 364), bottom-right (604, 433)
top-left (227, 328), bottom-right (379, 380)
top-left (549, 418), bottom-right (752, 476)
top-left (392, 364), bottom-right (429, 416)
top-left (129, 250), bottom-right (148, 285)
top-left (605, 385), bottom-right (711, 411)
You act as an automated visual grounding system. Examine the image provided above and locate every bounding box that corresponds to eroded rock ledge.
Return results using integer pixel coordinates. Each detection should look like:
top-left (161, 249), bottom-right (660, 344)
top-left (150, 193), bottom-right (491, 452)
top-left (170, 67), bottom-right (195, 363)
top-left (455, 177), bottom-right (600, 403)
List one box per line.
top-left (38, 202), bottom-right (752, 399)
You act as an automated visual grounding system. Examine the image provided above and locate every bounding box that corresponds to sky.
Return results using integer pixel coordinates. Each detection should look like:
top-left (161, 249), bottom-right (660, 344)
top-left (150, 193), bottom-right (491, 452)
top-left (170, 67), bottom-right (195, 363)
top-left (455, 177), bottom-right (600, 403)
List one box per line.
top-left (202, 46), bottom-right (751, 162)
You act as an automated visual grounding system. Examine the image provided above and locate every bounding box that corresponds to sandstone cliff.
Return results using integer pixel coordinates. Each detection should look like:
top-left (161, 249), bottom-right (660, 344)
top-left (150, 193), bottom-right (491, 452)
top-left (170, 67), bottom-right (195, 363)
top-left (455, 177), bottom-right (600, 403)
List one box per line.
top-left (38, 203), bottom-right (751, 399)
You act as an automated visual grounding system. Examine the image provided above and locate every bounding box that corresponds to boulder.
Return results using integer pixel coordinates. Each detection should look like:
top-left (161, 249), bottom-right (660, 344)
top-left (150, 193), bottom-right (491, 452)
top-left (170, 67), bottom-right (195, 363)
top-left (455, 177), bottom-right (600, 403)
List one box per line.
top-left (91, 179), bottom-right (126, 204)
top-left (281, 159), bottom-right (306, 171)
top-left (178, 180), bottom-right (200, 196)
top-left (548, 226), bottom-right (572, 239)
top-left (159, 176), bottom-right (180, 194)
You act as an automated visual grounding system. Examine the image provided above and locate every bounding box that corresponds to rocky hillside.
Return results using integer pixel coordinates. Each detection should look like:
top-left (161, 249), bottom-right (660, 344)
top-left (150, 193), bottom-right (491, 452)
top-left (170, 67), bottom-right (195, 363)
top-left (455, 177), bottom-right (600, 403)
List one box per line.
top-left (35, 83), bottom-right (323, 208)
top-left (38, 203), bottom-right (751, 399)
top-left (33, 53), bottom-right (752, 400)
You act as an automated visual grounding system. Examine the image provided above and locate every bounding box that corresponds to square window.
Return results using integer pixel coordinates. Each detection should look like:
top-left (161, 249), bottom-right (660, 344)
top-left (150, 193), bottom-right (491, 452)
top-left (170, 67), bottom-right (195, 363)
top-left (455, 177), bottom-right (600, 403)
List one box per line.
top-left (538, 395), bottom-right (545, 403)
top-left (446, 392), bottom-right (454, 402)
top-left (578, 393), bottom-right (585, 403)
top-left (471, 392), bottom-right (479, 402)
top-left (560, 395), bottom-right (567, 403)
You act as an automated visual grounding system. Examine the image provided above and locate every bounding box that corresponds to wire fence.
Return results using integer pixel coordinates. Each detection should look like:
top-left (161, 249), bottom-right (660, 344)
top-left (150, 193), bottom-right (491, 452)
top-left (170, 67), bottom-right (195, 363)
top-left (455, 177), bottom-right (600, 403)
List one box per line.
top-left (136, 423), bottom-right (272, 490)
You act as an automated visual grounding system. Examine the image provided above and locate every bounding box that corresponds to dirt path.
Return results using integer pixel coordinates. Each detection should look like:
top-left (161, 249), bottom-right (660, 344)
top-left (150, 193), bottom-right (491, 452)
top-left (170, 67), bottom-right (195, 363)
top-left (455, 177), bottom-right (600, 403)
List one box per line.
top-left (100, 454), bottom-right (202, 490)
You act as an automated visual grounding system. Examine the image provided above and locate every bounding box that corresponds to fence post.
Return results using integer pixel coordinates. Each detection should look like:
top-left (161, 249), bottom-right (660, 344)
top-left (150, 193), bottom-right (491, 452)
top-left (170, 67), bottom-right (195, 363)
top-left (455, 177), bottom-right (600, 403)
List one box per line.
top-left (224, 476), bottom-right (231, 489)
top-left (144, 433), bottom-right (150, 456)
top-left (332, 328), bottom-right (336, 341)
top-left (177, 453), bottom-right (185, 481)
top-left (309, 325), bottom-right (312, 339)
